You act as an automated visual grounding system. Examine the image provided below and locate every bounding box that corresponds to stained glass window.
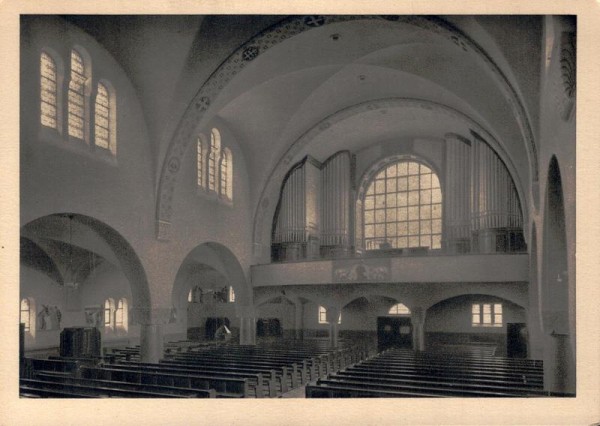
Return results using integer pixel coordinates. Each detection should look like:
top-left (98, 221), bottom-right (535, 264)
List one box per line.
top-left (208, 128), bottom-right (221, 192)
top-left (94, 82), bottom-right (110, 149)
top-left (68, 50), bottom-right (86, 139)
top-left (40, 52), bottom-right (57, 128)
top-left (220, 148), bottom-right (233, 200)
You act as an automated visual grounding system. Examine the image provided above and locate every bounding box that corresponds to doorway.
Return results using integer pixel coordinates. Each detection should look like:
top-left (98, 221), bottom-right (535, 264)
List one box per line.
top-left (507, 323), bottom-right (528, 358)
top-left (377, 316), bottom-right (413, 351)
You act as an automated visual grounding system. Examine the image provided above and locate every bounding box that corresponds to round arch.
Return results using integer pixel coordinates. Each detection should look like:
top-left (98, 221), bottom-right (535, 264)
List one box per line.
top-left (423, 287), bottom-right (527, 313)
top-left (252, 98), bottom-right (529, 263)
top-left (170, 241), bottom-right (252, 318)
top-left (21, 213), bottom-right (152, 325)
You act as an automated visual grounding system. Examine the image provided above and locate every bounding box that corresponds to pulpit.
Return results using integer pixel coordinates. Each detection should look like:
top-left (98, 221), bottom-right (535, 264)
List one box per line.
top-left (60, 327), bottom-right (101, 358)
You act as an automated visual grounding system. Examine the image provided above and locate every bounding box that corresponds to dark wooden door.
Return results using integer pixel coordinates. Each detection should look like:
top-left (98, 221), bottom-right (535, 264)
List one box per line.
top-left (506, 323), bottom-right (528, 358)
top-left (377, 317), bottom-right (412, 351)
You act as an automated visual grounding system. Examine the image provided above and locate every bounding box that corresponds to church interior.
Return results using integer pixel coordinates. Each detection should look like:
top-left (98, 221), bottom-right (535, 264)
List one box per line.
top-left (17, 14), bottom-right (581, 403)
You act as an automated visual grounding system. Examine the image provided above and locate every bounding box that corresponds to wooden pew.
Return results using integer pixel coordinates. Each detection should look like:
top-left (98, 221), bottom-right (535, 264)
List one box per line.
top-left (20, 378), bottom-right (196, 398)
top-left (306, 382), bottom-right (441, 398)
top-left (33, 372), bottom-right (216, 398)
top-left (328, 371), bottom-right (546, 397)
top-left (79, 366), bottom-right (249, 398)
top-left (109, 361), bottom-right (272, 398)
top-left (346, 365), bottom-right (543, 390)
top-left (307, 348), bottom-right (545, 398)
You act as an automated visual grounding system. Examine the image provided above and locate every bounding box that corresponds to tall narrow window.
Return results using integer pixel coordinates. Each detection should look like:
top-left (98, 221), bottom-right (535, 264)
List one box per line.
top-left (115, 298), bottom-right (128, 331)
top-left (228, 286), bottom-right (235, 303)
top-left (208, 128), bottom-right (221, 192)
top-left (40, 52), bottom-right (58, 128)
top-left (68, 49), bottom-right (87, 139)
top-left (197, 137), bottom-right (207, 187)
top-left (115, 299), bottom-right (124, 327)
top-left (318, 306), bottom-right (341, 324)
top-left (363, 160), bottom-right (442, 251)
top-left (220, 148), bottom-right (233, 200)
top-left (104, 299), bottom-right (115, 329)
top-left (20, 299), bottom-right (31, 332)
top-left (94, 82), bottom-right (110, 149)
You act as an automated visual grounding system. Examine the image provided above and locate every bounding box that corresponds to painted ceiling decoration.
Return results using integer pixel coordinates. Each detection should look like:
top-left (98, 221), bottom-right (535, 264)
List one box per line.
top-left (156, 14), bottom-right (538, 241)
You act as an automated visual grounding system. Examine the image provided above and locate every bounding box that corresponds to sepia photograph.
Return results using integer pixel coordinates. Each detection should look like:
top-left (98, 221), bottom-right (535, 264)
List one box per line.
top-left (2, 2), bottom-right (600, 425)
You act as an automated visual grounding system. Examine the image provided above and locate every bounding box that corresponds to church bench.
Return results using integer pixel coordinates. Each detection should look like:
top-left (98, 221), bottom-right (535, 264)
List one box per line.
top-left (330, 371), bottom-right (546, 396)
top-left (20, 378), bottom-right (196, 398)
top-left (112, 361), bottom-right (274, 398)
top-left (33, 372), bottom-right (216, 398)
top-left (79, 366), bottom-right (249, 398)
top-left (362, 352), bottom-right (544, 376)
top-left (313, 377), bottom-right (530, 398)
top-left (354, 363), bottom-right (543, 388)
top-left (346, 365), bottom-right (543, 389)
top-left (20, 384), bottom-right (96, 398)
top-left (23, 358), bottom-right (80, 379)
top-left (165, 353), bottom-right (302, 389)
top-left (306, 382), bottom-right (441, 398)
top-left (359, 359), bottom-right (543, 384)
top-left (161, 356), bottom-right (296, 393)
top-left (377, 352), bottom-right (543, 374)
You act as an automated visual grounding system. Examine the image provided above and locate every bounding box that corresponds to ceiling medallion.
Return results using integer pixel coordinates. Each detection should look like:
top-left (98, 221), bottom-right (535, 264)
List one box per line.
top-left (304, 15), bottom-right (325, 27)
top-left (242, 46), bottom-right (260, 61)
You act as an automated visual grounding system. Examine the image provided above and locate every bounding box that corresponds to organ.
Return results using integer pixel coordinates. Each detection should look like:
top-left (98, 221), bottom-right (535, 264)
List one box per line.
top-left (272, 135), bottom-right (525, 261)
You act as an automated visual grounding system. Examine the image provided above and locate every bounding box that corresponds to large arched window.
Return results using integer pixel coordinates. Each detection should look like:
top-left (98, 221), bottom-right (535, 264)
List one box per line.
top-left (94, 81), bottom-right (116, 153)
top-left (40, 51), bottom-right (58, 129)
top-left (68, 49), bottom-right (88, 139)
top-left (208, 128), bottom-right (221, 192)
top-left (363, 160), bottom-right (442, 250)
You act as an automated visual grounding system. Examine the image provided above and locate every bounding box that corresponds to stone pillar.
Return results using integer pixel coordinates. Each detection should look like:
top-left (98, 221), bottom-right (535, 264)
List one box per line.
top-left (543, 331), bottom-right (574, 395)
top-left (326, 306), bottom-right (340, 348)
top-left (140, 323), bottom-right (163, 363)
top-left (526, 309), bottom-right (544, 361)
top-left (294, 302), bottom-right (304, 340)
top-left (411, 307), bottom-right (426, 352)
top-left (239, 317), bottom-right (256, 345)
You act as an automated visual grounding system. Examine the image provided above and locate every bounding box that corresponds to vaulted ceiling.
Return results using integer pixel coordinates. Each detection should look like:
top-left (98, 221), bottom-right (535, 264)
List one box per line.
top-left (64, 15), bottom-right (542, 224)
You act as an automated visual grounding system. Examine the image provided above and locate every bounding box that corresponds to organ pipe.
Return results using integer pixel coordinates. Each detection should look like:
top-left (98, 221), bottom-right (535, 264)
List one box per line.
top-left (273, 164), bottom-right (307, 243)
top-left (320, 152), bottom-right (351, 248)
top-left (469, 133), bottom-right (522, 232)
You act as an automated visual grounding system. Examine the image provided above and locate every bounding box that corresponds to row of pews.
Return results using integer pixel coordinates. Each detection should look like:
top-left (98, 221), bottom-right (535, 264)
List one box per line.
top-left (306, 347), bottom-right (545, 398)
top-left (20, 338), bottom-right (373, 398)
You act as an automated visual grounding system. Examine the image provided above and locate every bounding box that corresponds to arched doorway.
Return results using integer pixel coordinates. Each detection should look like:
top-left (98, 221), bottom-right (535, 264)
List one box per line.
top-left (171, 242), bottom-right (252, 344)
